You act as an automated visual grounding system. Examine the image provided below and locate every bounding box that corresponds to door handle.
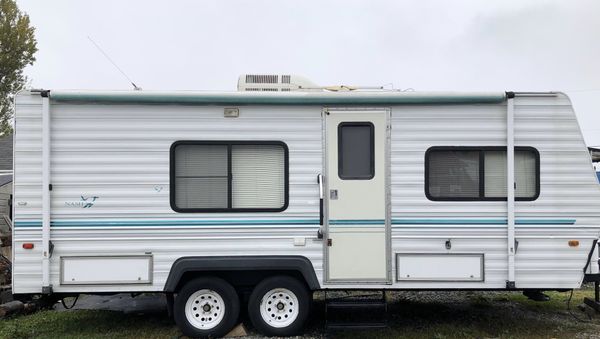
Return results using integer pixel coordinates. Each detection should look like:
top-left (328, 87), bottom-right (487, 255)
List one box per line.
top-left (317, 174), bottom-right (323, 200)
top-left (317, 174), bottom-right (323, 226)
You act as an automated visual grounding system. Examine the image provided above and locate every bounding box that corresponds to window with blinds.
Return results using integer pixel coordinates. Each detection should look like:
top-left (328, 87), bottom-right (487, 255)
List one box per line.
top-left (425, 147), bottom-right (539, 201)
top-left (171, 141), bottom-right (288, 212)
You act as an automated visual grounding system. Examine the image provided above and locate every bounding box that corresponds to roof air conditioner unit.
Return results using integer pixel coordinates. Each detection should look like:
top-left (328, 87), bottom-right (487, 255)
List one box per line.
top-left (237, 74), bottom-right (320, 92)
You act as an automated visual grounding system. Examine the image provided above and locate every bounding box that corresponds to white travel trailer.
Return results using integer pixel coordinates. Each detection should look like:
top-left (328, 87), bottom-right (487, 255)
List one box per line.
top-left (11, 76), bottom-right (600, 337)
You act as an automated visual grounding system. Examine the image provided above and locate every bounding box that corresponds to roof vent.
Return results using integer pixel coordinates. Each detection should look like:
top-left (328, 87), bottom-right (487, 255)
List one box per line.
top-left (237, 74), bottom-right (319, 92)
top-left (245, 74), bottom-right (279, 84)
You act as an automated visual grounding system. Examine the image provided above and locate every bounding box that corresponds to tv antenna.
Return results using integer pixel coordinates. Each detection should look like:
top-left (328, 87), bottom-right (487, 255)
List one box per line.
top-left (87, 36), bottom-right (142, 90)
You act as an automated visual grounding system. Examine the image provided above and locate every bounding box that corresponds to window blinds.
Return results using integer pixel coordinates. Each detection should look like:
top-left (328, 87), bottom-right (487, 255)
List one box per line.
top-left (231, 145), bottom-right (285, 208)
top-left (174, 145), bottom-right (228, 209)
top-left (484, 150), bottom-right (536, 198)
top-left (173, 143), bottom-right (286, 210)
top-left (428, 151), bottom-right (480, 198)
top-left (514, 151), bottom-right (537, 197)
top-left (484, 151), bottom-right (507, 198)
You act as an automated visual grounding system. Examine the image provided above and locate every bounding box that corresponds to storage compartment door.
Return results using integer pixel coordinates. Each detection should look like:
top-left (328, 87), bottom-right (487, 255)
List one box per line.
top-left (396, 254), bottom-right (484, 282)
top-left (61, 255), bottom-right (153, 285)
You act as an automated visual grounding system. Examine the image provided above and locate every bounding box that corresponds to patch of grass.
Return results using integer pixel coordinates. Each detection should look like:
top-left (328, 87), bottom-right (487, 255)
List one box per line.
top-left (0, 309), bottom-right (180, 339)
top-left (330, 288), bottom-right (600, 339)
top-left (488, 288), bottom-right (594, 314)
top-left (332, 304), bottom-right (589, 339)
top-left (334, 322), bottom-right (582, 339)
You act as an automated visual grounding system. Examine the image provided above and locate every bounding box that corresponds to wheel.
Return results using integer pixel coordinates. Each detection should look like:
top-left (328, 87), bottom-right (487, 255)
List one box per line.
top-left (248, 275), bottom-right (310, 336)
top-left (174, 277), bottom-right (240, 338)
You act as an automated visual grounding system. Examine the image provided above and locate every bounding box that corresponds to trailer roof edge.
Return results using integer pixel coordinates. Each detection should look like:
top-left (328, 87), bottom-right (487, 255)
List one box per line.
top-left (47, 90), bottom-right (507, 105)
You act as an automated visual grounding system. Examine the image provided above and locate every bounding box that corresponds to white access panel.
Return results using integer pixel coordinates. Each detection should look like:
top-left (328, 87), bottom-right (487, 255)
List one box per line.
top-left (396, 254), bottom-right (484, 282)
top-left (61, 255), bottom-right (153, 285)
top-left (327, 230), bottom-right (386, 280)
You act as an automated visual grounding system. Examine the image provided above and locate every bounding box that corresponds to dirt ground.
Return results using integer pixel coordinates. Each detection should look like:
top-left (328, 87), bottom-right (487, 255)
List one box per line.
top-left (2, 287), bottom-right (600, 338)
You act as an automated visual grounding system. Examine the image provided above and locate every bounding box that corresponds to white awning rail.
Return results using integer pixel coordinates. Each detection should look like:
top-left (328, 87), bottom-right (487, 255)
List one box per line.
top-left (506, 91), bottom-right (516, 288)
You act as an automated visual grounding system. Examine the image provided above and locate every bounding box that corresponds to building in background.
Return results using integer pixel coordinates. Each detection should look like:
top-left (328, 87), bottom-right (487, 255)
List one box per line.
top-left (0, 134), bottom-right (12, 288)
top-left (589, 147), bottom-right (600, 182)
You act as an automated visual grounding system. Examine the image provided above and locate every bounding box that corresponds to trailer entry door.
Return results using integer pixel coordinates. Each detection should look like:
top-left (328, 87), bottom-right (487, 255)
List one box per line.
top-left (324, 109), bottom-right (390, 283)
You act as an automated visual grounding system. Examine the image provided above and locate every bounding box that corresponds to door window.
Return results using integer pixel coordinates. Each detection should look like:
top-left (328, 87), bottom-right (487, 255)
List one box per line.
top-left (338, 122), bottom-right (375, 180)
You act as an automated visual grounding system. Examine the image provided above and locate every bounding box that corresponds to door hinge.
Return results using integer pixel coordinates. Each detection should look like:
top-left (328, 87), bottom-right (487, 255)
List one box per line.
top-left (327, 239), bottom-right (332, 247)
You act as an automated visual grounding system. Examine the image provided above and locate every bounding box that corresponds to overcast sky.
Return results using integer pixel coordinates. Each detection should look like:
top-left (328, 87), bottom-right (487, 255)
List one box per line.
top-left (16, 0), bottom-right (600, 145)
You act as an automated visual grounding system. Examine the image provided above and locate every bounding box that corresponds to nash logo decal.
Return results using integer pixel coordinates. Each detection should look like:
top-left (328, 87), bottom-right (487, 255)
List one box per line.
top-left (65, 196), bottom-right (99, 208)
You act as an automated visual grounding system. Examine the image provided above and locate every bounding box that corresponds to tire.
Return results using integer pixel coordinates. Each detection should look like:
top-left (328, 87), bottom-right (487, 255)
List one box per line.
top-left (174, 277), bottom-right (240, 338)
top-left (248, 275), bottom-right (310, 336)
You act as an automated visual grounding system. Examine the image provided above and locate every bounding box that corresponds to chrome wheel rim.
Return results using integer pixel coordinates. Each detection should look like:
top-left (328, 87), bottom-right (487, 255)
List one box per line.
top-left (185, 289), bottom-right (225, 330)
top-left (259, 288), bottom-right (299, 328)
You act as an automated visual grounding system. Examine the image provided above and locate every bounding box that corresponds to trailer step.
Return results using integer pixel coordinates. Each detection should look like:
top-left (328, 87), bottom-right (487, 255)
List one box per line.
top-left (583, 241), bottom-right (600, 313)
top-left (584, 297), bottom-right (600, 312)
top-left (324, 291), bottom-right (388, 331)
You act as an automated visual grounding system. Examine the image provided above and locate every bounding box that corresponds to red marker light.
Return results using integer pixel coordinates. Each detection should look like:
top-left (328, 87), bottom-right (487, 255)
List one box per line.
top-left (22, 243), bottom-right (34, 249)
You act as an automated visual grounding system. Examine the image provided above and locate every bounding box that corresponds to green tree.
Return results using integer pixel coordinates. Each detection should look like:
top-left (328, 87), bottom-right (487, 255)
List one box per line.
top-left (0, 0), bottom-right (37, 135)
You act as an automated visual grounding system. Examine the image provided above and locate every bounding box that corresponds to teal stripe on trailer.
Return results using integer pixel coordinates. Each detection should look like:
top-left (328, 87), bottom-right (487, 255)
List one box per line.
top-left (13, 218), bottom-right (576, 228)
top-left (14, 219), bottom-right (320, 228)
top-left (392, 218), bottom-right (576, 225)
top-left (329, 219), bottom-right (385, 225)
top-left (49, 91), bottom-right (506, 106)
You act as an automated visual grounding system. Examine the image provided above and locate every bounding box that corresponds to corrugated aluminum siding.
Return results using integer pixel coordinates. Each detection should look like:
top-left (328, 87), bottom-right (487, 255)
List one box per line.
top-left (12, 91), bottom-right (600, 293)
top-left (13, 93), bottom-right (323, 293)
top-left (390, 93), bottom-right (600, 289)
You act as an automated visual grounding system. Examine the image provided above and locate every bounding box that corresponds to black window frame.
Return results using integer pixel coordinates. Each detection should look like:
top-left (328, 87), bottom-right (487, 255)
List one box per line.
top-left (337, 122), bottom-right (375, 180)
top-left (424, 146), bottom-right (540, 202)
top-left (170, 140), bottom-right (289, 213)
